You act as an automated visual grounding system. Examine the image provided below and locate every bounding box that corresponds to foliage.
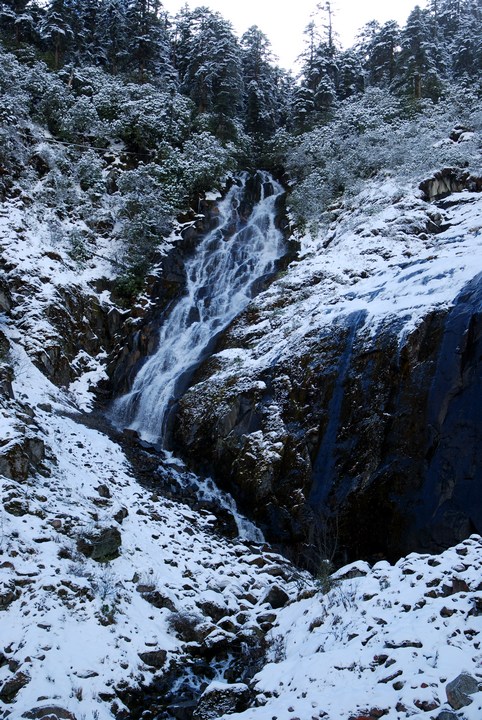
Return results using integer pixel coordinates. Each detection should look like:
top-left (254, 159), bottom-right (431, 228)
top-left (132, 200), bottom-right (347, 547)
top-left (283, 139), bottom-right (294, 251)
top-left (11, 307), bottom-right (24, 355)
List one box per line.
top-left (0, 0), bottom-right (481, 296)
top-left (286, 86), bottom-right (482, 230)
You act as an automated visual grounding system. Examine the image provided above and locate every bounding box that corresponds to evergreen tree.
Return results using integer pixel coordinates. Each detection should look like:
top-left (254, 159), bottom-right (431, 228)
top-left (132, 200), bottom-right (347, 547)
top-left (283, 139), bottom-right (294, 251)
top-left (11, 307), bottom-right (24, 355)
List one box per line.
top-left (174, 7), bottom-right (243, 135)
top-left (445, 0), bottom-right (482, 78)
top-left (240, 25), bottom-right (281, 137)
top-left (363, 20), bottom-right (401, 88)
top-left (124, 0), bottom-right (173, 84)
top-left (396, 5), bottom-right (444, 100)
top-left (294, 3), bottom-right (340, 129)
top-left (96, 0), bottom-right (129, 74)
top-left (0, 0), bottom-right (39, 45)
top-left (336, 49), bottom-right (364, 100)
top-left (39, 0), bottom-right (74, 68)
top-left (57, 0), bottom-right (103, 65)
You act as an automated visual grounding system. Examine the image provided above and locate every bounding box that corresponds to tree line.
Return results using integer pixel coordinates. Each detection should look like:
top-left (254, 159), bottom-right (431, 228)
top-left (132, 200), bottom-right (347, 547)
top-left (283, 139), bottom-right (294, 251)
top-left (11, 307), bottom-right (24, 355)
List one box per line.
top-left (1, 0), bottom-right (481, 141)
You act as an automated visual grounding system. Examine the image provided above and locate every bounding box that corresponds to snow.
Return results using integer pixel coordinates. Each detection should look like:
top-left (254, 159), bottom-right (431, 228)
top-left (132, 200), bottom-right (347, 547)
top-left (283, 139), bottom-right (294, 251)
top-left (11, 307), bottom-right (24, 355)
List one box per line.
top-left (0, 338), bottom-right (303, 719)
top-left (225, 536), bottom-right (482, 720)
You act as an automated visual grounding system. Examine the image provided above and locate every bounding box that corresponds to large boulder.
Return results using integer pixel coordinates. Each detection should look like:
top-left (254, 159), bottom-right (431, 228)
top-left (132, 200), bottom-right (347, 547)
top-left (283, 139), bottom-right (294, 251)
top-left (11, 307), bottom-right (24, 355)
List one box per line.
top-left (76, 526), bottom-right (121, 562)
top-left (446, 672), bottom-right (479, 709)
top-left (0, 671), bottom-right (30, 702)
top-left (193, 682), bottom-right (252, 720)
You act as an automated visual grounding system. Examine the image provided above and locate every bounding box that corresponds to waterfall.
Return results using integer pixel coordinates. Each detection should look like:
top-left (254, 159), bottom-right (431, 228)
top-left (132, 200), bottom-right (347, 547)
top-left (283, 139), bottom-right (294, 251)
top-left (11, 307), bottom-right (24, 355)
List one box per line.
top-left (112, 171), bottom-right (285, 445)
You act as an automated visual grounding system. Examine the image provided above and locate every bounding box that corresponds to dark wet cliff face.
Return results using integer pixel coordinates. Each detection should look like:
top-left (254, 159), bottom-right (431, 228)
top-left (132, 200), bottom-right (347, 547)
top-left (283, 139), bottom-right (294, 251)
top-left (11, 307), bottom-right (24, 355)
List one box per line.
top-left (173, 274), bottom-right (482, 568)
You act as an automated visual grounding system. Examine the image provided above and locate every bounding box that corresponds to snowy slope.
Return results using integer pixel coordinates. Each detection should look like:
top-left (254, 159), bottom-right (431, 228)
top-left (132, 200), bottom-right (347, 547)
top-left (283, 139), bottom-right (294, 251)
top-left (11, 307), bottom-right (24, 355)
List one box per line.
top-left (225, 535), bottom-right (482, 720)
top-left (0, 340), bottom-right (305, 719)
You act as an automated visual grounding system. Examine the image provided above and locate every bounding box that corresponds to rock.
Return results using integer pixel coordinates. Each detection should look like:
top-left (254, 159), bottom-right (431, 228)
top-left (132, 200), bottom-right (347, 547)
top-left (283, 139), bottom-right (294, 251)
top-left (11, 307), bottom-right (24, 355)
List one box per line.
top-left (0, 441), bottom-right (29, 481)
top-left (96, 484), bottom-right (111, 498)
top-left (167, 700), bottom-right (198, 720)
top-left (22, 706), bottom-right (77, 719)
top-left (420, 168), bottom-right (482, 201)
top-left (436, 712), bottom-right (458, 720)
top-left (193, 681), bottom-right (252, 720)
top-left (174, 274), bottom-right (482, 568)
top-left (138, 650), bottom-right (167, 669)
top-left (76, 526), bottom-right (121, 562)
top-left (262, 585), bottom-right (290, 609)
top-left (446, 672), bottom-right (479, 709)
top-left (334, 561), bottom-right (371, 581)
top-left (136, 585), bottom-right (176, 611)
top-left (0, 579), bottom-right (21, 609)
top-left (0, 671), bottom-right (30, 702)
top-left (37, 403), bottom-right (52, 413)
top-left (0, 363), bottom-right (14, 399)
top-left (0, 436), bottom-right (45, 481)
top-left (113, 506), bottom-right (128, 524)
top-left (469, 596), bottom-right (482, 616)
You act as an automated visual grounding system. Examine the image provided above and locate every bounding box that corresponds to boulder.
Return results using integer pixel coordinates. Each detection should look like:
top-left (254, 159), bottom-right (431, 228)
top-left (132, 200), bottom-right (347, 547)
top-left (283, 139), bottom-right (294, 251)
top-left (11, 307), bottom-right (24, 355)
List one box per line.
top-left (138, 649), bottom-right (167, 669)
top-left (22, 707), bottom-right (77, 719)
top-left (0, 578), bottom-right (21, 609)
top-left (262, 585), bottom-right (290, 609)
top-left (0, 436), bottom-right (45, 482)
top-left (76, 526), bottom-right (121, 562)
top-left (136, 584), bottom-right (176, 611)
top-left (193, 682), bottom-right (252, 720)
top-left (446, 672), bottom-right (479, 709)
top-left (0, 671), bottom-right (30, 702)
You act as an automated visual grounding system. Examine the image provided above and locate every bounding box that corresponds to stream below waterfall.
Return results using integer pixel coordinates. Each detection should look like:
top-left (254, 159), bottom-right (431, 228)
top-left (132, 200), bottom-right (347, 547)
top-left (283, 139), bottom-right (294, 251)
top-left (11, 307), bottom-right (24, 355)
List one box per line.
top-left (111, 171), bottom-right (286, 447)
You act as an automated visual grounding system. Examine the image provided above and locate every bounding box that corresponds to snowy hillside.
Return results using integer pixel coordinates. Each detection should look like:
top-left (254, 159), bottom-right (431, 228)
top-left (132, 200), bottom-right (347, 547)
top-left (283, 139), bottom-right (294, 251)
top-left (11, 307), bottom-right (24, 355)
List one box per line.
top-left (227, 535), bottom-right (482, 720)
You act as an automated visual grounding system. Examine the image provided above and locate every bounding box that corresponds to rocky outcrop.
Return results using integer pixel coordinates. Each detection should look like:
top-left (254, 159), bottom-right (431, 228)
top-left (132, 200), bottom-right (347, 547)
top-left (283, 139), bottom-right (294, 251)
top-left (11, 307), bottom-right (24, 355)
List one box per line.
top-left (420, 167), bottom-right (482, 201)
top-left (193, 682), bottom-right (252, 720)
top-left (76, 526), bottom-right (122, 562)
top-left (174, 274), bottom-right (482, 567)
top-left (446, 672), bottom-right (479, 710)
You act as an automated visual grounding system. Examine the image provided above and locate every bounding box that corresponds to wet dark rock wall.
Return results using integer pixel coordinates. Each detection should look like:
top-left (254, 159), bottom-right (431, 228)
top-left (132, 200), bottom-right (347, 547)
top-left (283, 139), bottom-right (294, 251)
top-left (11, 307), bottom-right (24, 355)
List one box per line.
top-left (173, 275), bottom-right (482, 568)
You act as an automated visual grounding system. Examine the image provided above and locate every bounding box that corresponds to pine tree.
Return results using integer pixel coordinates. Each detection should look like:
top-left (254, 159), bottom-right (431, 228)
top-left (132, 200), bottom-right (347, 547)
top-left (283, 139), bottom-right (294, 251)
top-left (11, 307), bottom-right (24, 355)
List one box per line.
top-left (96, 0), bottom-right (129, 74)
top-left (450, 0), bottom-right (482, 78)
top-left (39, 0), bottom-right (74, 68)
top-left (174, 7), bottom-right (243, 130)
top-left (295, 4), bottom-right (340, 129)
top-left (396, 6), bottom-right (444, 100)
top-left (124, 0), bottom-right (173, 83)
top-left (364, 20), bottom-right (401, 88)
top-left (241, 26), bottom-right (281, 137)
top-left (0, 0), bottom-right (38, 45)
top-left (336, 49), bottom-right (364, 100)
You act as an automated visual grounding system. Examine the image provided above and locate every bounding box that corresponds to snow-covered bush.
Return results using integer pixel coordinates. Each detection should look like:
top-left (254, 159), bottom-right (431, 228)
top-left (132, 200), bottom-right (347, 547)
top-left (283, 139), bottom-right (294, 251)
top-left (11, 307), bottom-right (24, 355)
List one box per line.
top-left (287, 86), bottom-right (482, 230)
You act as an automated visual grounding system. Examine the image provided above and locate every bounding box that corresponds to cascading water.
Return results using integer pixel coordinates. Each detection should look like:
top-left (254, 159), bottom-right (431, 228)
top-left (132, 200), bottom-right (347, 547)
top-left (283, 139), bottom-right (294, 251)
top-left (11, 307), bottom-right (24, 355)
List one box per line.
top-left (112, 171), bottom-right (285, 446)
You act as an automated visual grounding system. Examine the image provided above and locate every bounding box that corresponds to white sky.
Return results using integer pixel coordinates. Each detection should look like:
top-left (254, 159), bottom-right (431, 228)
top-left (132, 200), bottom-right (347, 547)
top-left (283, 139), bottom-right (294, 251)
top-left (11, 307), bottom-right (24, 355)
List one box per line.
top-left (162, 0), bottom-right (426, 72)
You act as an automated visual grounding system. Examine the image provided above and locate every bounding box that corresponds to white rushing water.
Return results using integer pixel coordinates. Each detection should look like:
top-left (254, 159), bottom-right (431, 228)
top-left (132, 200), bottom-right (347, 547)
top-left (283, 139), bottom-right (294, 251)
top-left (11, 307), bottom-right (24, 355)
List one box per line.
top-left (112, 171), bottom-right (285, 444)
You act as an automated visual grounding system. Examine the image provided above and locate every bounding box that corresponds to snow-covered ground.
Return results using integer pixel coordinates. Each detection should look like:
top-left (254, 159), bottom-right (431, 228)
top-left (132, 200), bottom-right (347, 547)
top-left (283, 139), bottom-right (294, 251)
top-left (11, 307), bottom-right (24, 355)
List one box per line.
top-left (227, 536), bottom-right (482, 720)
top-left (0, 338), bottom-right (305, 720)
